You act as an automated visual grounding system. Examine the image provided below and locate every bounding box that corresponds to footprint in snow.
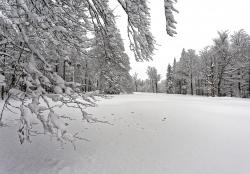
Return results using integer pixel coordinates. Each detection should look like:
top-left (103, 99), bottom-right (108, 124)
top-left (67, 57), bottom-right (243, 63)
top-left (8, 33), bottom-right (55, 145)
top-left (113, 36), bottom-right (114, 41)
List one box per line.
top-left (162, 117), bottom-right (167, 121)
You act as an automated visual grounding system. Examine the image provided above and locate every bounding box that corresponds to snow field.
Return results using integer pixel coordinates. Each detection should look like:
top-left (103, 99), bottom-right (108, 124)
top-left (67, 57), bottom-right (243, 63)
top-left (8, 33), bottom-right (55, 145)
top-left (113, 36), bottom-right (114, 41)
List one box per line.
top-left (1, 93), bottom-right (250, 174)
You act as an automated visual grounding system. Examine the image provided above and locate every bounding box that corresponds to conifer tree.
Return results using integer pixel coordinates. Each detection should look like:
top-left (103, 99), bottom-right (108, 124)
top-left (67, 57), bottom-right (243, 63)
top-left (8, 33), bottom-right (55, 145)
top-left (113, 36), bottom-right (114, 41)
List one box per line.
top-left (166, 64), bottom-right (174, 93)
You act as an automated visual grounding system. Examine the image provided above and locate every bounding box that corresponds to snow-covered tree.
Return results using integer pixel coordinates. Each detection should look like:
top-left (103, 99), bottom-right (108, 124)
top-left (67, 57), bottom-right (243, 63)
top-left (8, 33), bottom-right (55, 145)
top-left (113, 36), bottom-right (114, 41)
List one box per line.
top-left (212, 31), bottom-right (232, 96)
top-left (166, 64), bottom-right (174, 93)
top-left (200, 47), bottom-right (216, 96)
top-left (230, 29), bottom-right (250, 97)
top-left (147, 66), bottom-right (161, 93)
top-left (168, 29), bottom-right (250, 98)
top-left (132, 73), bottom-right (139, 92)
top-left (0, 1), bottom-right (100, 146)
top-left (164, 0), bottom-right (179, 37)
top-left (173, 49), bottom-right (189, 94)
top-left (0, 0), bottom-right (178, 146)
top-left (180, 49), bottom-right (199, 95)
top-left (89, 8), bottom-right (133, 94)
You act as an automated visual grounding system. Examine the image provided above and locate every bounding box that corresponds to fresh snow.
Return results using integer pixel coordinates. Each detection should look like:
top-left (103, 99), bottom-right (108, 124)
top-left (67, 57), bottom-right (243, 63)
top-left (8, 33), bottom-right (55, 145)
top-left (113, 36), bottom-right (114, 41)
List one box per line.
top-left (1, 93), bottom-right (250, 174)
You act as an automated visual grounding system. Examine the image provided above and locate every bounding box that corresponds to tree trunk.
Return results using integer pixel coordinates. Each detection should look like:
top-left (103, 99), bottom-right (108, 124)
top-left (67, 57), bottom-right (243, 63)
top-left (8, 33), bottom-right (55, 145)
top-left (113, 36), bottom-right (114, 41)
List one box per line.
top-left (217, 70), bottom-right (223, 96)
top-left (63, 60), bottom-right (66, 80)
top-left (179, 80), bottom-right (182, 94)
top-left (96, 80), bottom-right (99, 90)
top-left (238, 82), bottom-right (241, 97)
top-left (84, 78), bottom-right (87, 92)
top-left (190, 73), bottom-right (193, 95)
top-left (151, 79), bottom-right (154, 92)
top-left (84, 62), bottom-right (88, 92)
top-left (55, 59), bottom-right (58, 73)
top-left (135, 82), bottom-right (138, 92)
top-left (248, 66), bottom-right (250, 97)
top-left (1, 86), bottom-right (4, 100)
top-left (1, 41), bottom-right (6, 100)
top-left (155, 82), bottom-right (158, 93)
top-left (217, 78), bottom-right (222, 96)
top-left (88, 79), bottom-right (91, 91)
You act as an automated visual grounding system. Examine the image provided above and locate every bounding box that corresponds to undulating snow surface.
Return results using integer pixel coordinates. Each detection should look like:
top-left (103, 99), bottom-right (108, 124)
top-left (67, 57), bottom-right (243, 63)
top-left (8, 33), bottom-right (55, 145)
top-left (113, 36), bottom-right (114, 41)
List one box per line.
top-left (1, 93), bottom-right (250, 174)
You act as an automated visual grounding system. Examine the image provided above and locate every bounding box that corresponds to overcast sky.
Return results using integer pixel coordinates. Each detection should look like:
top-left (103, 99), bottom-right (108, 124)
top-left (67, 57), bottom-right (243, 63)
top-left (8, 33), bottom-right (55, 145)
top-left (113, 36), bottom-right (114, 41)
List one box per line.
top-left (111, 0), bottom-right (250, 80)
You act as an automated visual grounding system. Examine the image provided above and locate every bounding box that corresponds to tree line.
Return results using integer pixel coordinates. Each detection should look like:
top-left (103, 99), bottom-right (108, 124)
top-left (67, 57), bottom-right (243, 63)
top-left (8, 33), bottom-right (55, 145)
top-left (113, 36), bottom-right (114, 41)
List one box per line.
top-left (133, 30), bottom-right (250, 98)
top-left (166, 30), bottom-right (250, 97)
top-left (132, 66), bottom-right (162, 93)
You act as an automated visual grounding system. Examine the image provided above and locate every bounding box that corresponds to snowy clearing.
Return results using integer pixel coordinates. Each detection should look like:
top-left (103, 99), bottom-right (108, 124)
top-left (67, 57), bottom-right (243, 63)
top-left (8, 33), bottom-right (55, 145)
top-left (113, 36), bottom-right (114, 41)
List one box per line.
top-left (1, 93), bottom-right (250, 174)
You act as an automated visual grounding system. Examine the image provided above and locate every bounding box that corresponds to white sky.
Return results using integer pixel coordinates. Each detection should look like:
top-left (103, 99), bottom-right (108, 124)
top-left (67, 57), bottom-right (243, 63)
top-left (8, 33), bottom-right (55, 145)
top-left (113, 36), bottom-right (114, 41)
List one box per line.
top-left (111, 0), bottom-right (250, 80)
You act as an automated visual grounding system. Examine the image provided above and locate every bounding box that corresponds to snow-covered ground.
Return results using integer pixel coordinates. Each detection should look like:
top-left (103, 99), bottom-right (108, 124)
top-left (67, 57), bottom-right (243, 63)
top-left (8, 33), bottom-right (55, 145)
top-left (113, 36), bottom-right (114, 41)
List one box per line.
top-left (1, 93), bottom-right (250, 174)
